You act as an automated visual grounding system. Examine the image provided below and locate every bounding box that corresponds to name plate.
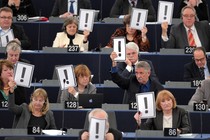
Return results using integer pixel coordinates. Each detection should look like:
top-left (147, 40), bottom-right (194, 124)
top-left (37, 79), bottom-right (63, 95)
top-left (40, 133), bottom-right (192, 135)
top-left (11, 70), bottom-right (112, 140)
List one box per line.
top-left (191, 80), bottom-right (202, 87)
top-left (64, 101), bottom-right (78, 109)
top-left (193, 103), bottom-right (207, 111)
top-left (164, 128), bottom-right (177, 137)
top-left (0, 100), bottom-right (8, 108)
top-left (16, 14), bottom-right (28, 22)
top-left (185, 46), bottom-right (195, 54)
top-left (129, 102), bottom-right (137, 110)
top-left (67, 45), bottom-right (79, 52)
top-left (27, 126), bottom-right (41, 135)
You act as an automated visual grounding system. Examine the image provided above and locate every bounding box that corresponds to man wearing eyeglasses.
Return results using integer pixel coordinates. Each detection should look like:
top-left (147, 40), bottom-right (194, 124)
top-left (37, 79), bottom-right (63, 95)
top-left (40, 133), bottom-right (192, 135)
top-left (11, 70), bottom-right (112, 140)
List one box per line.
top-left (161, 5), bottom-right (210, 51)
top-left (0, 7), bottom-right (31, 49)
top-left (184, 47), bottom-right (210, 81)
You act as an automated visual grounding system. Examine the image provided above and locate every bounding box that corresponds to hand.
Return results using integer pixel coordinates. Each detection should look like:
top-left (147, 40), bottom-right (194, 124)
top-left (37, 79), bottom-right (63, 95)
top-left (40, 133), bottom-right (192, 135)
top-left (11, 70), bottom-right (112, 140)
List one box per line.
top-left (110, 51), bottom-right (118, 61)
top-left (81, 131), bottom-right (89, 140)
top-left (59, 44), bottom-right (66, 48)
top-left (177, 128), bottom-right (181, 134)
top-left (8, 0), bottom-right (20, 6)
top-left (59, 12), bottom-right (73, 18)
top-left (8, 76), bottom-right (16, 93)
top-left (161, 22), bottom-right (168, 36)
top-left (134, 112), bottom-right (142, 126)
top-left (125, 57), bottom-right (132, 66)
top-left (67, 86), bottom-right (77, 95)
top-left (105, 133), bottom-right (114, 140)
top-left (141, 26), bottom-right (148, 37)
top-left (83, 30), bottom-right (90, 41)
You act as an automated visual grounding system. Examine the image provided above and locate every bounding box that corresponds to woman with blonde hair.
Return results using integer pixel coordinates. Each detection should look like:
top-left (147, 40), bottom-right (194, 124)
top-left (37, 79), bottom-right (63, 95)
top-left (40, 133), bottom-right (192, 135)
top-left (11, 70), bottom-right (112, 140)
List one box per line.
top-left (134, 90), bottom-right (191, 134)
top-left (8, 88), bottom-right (56, 129)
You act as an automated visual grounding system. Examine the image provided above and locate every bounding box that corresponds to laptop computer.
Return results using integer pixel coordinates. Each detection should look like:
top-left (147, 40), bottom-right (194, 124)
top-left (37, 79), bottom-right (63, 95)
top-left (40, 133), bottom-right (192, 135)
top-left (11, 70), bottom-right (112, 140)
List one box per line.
top-left (79, 94), bottom-right (103, 108)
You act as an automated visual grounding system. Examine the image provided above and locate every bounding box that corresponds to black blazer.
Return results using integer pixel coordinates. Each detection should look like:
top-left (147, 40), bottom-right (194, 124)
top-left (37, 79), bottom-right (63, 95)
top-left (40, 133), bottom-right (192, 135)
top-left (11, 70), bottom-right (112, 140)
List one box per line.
top-left (161, 21), bottom-right (210, 52)
top-left (78, 128), bottom-right (122, 140)
top-left (51, 0), bottom-right (92, 16)
top-left (117, 58), bottom-right (158, 81)
top-left (184, 59), bottom-right (210, 81)
top-left (140, 107), bottom-right (191, 134)
top-left (110, 0), bottom-right (156, 22)
top-left (2, 0), bottom-right (36, 17)
top-left (11, 24), bottom-right (31, 50)
top-left (175, 0), bottom-right (209, 21)
top-left (111, 72), bottom-right (164, 104)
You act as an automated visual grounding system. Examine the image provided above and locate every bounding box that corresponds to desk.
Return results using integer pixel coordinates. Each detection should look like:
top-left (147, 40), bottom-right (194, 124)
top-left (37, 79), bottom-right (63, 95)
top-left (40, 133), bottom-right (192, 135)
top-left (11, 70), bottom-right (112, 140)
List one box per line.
top-left (0, 52), bottom-right (193, 84)
top-left (14, 21), bottom-right (162, 52)
top-left (1, 109), bottom-right (210, 134)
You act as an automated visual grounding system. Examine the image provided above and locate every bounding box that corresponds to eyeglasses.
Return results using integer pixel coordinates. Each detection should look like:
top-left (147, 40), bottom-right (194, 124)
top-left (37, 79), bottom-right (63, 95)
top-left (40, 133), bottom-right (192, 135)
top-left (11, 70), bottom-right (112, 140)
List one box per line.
top-left (0, 16), bottom-right (12, 20)
top-left (194, 57), bottom-right (205, 62)
top-left (126, 52), bottom-right (137, 56)
top-left (182, 14), bottom-right (195, 18)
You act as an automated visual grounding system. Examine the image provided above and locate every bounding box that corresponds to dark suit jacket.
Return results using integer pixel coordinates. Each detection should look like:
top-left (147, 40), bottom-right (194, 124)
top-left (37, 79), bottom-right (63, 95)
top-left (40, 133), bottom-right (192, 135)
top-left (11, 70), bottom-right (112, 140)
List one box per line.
top-left (11, 24), bottom-right (31, 50)
top-left (111, 72), bottom-right (164, 104)
top-left (51, 0), bottom-right (92, 16)
top-left (175, 0), bottom-right (209, 21)
top-left (117, 58), bottom-right (158, 81)
top-left (161, 21), bottom-right (210, 52)
top-left (2, 0), bottom-right (36, 17)
top-left (184, 59), bottom-right (210, 81)
top-left (110, 0), bottom-right (156, 22)
top-left (78, 128), bottom-right (122, 140)
top-left (140, 107), bottom-right (191, 134)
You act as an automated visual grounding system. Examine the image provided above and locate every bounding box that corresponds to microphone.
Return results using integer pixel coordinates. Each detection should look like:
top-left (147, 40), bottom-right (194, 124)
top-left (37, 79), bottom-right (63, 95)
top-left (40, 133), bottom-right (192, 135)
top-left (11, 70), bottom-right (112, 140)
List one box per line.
top-left (99, 0), bottom-right (103, 22)
top-left (61, 79), bottom-right (67, 135)
top-left (98, 48), bottom-right (101, 86)
top-left (37, 10), bottom-right (41, 52)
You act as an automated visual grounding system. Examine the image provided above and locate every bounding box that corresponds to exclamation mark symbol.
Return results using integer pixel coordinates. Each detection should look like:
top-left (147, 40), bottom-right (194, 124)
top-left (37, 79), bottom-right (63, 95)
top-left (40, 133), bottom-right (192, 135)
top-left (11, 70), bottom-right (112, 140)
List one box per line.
top-left (144, 97), bottom-right (148, 113)
top-left (164, 5), bottom-right (168, 20)
top-left (85, 13), bottom-right (89, 27)
top-left (6, 35), bottom-right (9, 44)
top-left (63, 69), bottom-right (69, 84)
top-left (118, 41), bottom-right (121, 57)
top-left (95, 122), bottom-right (99, 139)
top-left (20, 67), bottom-right (26, 82)
top-left (136, 13), bottom-right (141, 26)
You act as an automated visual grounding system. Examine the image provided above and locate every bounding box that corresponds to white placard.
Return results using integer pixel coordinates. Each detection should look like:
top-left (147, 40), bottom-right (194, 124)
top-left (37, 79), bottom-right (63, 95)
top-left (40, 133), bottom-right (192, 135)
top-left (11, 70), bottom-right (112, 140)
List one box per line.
top-left (130, 8), bottom-right (148, 30)
top-left (113, 37), bottom-right (126, 62)
top-left (136, 92), bottom-right (156, 119)
top-left (78, 9), bottom-right (95, 32)
top-left (0, 29), bottom-right (14, 47)
top-left (89, 117), bottom-right (106, 140)
top-left (14, 61), bottom-right (34, 88)
top-left (157, 1), bottom-right (174, 25)
top-left (56, 65), bottom-right (77, 90)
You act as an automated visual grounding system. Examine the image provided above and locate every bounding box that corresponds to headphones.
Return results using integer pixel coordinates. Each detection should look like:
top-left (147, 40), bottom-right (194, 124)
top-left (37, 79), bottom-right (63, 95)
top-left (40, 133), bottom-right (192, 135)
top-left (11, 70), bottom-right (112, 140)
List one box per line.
top-left (5, 40), bottom-right (22, 57)
top-left (180, 5), bottom-right (198, 21)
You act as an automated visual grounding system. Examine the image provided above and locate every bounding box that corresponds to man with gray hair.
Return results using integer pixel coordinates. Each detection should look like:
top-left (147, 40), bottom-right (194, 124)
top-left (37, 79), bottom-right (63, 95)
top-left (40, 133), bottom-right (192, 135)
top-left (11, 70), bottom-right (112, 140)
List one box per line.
top-left (110, 51), bottom-right (164, 103)
top-left (117, 42), bottom-right (158, 80)
top-left (79, 108), bottom-right (122, 140)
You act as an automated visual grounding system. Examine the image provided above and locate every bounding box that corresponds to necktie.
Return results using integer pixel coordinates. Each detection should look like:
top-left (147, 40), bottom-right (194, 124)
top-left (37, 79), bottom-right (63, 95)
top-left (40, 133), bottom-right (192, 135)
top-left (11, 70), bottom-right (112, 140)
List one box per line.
top-left (199, 67), bottom-right (205, 79)
top-left (188, 29), bottom-right (196, 47)
top-left (69, 1), bottom-right (75, 14)
top-left (132, 65), bottom-right (135, 73)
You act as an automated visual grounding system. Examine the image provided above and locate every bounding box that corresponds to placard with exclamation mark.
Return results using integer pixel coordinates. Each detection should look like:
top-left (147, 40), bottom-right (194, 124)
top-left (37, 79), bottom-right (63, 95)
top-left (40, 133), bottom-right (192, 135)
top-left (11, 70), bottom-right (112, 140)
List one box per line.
top-left (136, 92), bottom-right (156, 119)
top-left (89, 118), bottom-right (106, 140)
top-left (113, 37), bottom-right (126, 62)
top-left (157, 1), bottom-right (174, 25)
top-left (78, 9), bottom-right (96, 32)
top-left (14, 61), bottom-right (34, 88)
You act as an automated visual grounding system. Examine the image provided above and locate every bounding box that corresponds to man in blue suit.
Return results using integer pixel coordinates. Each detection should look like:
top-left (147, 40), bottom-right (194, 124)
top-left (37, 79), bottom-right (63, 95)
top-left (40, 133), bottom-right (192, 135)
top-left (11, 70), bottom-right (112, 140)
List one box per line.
top-left (161, 5), bottom-right (210, 51)
top-left (51, 0), bottom-right (92, 18)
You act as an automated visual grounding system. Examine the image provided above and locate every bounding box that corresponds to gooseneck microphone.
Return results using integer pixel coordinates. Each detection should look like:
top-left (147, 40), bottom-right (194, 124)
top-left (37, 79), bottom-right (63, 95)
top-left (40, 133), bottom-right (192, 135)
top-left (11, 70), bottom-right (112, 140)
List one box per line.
top-left (61, 79), bottom-right (67, 135)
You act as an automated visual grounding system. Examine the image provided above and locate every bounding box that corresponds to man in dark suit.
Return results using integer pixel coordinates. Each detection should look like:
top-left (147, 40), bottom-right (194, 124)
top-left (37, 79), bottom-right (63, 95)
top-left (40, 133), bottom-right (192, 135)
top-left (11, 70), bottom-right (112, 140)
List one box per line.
top-left (0, 7), bottom-right (31, 50)
top-left (110, 0), bottom-right (156, 22)
top-left (51, 0), bottom-right (92, 18)
top-left (110, 52), bottom-right (164, 104)
top-left (161, 5), bottom-right (210, 51)
top-left (117, 42), bottom-right (158, 81)
top-left (184, 47), bottom-right (210, 81)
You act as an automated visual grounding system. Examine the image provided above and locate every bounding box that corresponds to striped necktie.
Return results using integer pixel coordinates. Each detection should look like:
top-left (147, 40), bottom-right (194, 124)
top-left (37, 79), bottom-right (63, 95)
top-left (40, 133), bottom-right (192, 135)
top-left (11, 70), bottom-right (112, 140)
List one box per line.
top-left (188, 29), bottom-right (196, 47)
